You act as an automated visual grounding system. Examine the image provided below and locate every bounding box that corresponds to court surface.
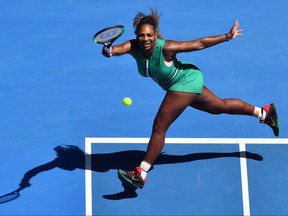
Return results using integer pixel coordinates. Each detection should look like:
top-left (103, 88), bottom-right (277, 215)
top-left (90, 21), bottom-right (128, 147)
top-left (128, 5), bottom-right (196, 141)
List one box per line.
top-left (1, 0), bottom-right (288, 215)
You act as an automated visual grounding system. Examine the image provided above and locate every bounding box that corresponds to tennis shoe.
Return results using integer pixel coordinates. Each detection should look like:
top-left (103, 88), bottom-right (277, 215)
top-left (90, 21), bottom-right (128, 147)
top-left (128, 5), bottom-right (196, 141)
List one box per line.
top-left (118, 167), bottom-right (146, 189)
top-left (260, 103), bottom-right (280, 137)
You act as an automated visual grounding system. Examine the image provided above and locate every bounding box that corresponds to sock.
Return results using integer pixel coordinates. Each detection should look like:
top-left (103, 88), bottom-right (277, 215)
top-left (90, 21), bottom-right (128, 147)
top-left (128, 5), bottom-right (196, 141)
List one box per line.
top-left (261, 108), bottom-right (267, 121)
top-left (253, 107), bottom-right (262, 118)
top-left (139, 161), bottom-right (151, 179)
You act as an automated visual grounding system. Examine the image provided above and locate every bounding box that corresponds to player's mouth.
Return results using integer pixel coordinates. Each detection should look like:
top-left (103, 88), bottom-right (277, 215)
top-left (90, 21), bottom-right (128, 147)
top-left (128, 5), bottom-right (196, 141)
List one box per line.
top-left (142, 41), bottom-right (154, 51)
top-left (142, 42), bottom-right (150, 49)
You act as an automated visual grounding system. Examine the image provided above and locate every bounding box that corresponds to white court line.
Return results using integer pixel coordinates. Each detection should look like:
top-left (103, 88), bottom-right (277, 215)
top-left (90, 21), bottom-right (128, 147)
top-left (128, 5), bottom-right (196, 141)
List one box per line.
top-left (85, 137), bottom-right (288, 144)
top-left (239, 142), bottom-right (250, 216)
top-left (85, 137), bottom-right (288, 216)
top-left (85, 138), bottom-right (92, 216)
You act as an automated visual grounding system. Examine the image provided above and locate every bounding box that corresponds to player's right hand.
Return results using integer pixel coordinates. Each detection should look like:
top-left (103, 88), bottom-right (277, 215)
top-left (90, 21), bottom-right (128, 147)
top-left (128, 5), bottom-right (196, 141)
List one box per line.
top-left (102, 45), bottom-right (112, 58)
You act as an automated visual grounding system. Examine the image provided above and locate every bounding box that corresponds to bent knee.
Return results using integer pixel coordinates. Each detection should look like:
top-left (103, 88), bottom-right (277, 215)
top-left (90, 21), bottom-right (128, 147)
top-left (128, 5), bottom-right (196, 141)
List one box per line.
top-left (152, 118), bottom-right (169, 135)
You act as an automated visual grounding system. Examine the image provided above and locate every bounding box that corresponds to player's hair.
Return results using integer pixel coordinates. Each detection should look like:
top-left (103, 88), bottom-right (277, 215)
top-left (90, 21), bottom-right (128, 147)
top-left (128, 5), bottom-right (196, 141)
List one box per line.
top-left (133, 8), bottom-right (163, 38)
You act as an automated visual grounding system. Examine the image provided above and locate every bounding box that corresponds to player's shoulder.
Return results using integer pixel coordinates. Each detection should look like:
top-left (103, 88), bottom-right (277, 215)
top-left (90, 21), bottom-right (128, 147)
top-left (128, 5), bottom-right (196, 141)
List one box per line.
top-left (128, 39), bottom-right (138, 57)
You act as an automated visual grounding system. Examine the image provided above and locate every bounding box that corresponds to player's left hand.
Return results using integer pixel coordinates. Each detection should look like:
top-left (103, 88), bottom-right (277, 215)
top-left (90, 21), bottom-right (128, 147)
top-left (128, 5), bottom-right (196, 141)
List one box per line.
top-left (228, 20), bottom-right (243, 40)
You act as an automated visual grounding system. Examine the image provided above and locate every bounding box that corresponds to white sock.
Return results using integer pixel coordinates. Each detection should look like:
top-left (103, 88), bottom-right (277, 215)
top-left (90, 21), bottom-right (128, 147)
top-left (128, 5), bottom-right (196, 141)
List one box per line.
top-left (140, 161), bottom-right (151, 179)
top-left (253, 107), bottom-right (262, 118)
top-left (261, 109), bottom-right (267, 121)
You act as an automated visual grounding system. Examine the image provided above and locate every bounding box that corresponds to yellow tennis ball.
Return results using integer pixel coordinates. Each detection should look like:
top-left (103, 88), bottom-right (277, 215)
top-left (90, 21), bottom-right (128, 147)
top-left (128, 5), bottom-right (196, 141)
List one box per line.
top-left (123, 97), bottom-right (132, 106)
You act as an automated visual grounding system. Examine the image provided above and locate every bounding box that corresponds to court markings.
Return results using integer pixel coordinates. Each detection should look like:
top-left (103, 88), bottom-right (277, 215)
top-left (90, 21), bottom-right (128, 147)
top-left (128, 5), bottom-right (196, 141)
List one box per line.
top-left (85, 138), bottom-right (288, 216)
top-left (239, 142), bottom-right (250, 216)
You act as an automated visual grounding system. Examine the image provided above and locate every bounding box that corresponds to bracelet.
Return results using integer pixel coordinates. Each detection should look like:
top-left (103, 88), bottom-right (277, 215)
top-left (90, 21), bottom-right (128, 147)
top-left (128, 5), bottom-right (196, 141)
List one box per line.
top-left (225, 33), bottom-right (229, 41)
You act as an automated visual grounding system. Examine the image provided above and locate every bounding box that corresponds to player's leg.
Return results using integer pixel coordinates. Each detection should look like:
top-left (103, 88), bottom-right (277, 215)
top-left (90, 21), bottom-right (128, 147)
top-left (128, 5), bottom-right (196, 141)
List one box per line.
top-left (144, 90), bottom-right (198, 164)
top-left (119, 90), bottom-right (199, 188)
top-left (191, 86), bottom-right (279, 136)
top-left (190, 86), bottom-right (255, 115)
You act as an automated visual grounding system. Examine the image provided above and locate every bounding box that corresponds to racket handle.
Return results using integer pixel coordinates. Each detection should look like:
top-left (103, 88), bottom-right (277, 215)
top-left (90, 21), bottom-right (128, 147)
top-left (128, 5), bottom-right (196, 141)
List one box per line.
top-left (104, 43), bottom-right (112, 56)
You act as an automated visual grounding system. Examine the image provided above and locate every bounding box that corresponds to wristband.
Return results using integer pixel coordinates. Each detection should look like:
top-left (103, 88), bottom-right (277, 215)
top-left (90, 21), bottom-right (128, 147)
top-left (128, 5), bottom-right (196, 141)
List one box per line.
top-left (225, 34), bottom-right (229, 41)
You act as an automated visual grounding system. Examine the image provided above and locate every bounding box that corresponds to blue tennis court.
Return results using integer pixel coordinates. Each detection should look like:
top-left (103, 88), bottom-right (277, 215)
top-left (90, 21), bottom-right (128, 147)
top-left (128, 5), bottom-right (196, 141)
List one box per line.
top-left (0, 0), bottom-right (287, 215)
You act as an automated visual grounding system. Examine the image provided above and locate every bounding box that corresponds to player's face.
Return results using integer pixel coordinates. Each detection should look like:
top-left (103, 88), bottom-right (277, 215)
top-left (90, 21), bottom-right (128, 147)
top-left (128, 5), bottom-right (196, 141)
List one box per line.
top-left (136, 24), bottom-right (157, 53)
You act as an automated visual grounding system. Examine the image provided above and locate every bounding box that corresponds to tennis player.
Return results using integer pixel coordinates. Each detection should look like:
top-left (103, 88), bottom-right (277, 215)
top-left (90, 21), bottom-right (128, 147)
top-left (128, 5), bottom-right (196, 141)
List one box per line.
top-left (102, 9), bottom-right (280, 189)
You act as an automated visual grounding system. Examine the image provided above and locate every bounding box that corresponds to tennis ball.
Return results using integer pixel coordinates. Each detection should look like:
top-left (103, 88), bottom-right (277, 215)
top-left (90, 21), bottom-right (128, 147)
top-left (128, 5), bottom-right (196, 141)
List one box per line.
top-left (123, 97), bottom-right (132, 106)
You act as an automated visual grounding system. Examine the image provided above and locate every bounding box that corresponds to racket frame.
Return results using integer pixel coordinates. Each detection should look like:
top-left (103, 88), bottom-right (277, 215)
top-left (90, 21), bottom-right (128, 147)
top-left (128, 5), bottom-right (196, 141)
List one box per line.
top-left (93, 25), bottom-right (125, 48)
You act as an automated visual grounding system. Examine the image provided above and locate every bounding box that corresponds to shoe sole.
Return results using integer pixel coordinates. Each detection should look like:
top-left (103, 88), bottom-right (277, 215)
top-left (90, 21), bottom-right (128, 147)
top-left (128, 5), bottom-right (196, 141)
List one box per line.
top-left (269, 103), bottom-right (280, 136)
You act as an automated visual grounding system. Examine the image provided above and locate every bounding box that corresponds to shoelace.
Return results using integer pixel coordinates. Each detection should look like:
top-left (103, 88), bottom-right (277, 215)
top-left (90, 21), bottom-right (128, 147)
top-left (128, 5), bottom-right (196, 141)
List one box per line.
top-left (126, 170), bottom-right (137, 174)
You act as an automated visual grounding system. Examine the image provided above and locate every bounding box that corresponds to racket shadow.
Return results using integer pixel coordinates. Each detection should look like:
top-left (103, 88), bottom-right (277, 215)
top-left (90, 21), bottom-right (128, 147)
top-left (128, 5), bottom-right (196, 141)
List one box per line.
top-left (0, 188), bottom-right (22, 204)
top-left (13, 145), bottom-right (263, 203)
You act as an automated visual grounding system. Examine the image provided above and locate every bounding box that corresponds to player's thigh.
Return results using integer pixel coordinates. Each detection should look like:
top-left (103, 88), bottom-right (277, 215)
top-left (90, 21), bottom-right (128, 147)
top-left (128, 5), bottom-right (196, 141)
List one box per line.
top-left (190, 86), bottom-right (225, 113)
top-left (155, 91), bottom-right (198, 128)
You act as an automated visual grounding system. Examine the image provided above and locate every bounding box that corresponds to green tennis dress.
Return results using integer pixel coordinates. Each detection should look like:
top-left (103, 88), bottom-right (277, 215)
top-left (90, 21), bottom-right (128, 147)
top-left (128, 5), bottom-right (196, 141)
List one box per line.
top-left (133, 38), bottom-right (204, 94)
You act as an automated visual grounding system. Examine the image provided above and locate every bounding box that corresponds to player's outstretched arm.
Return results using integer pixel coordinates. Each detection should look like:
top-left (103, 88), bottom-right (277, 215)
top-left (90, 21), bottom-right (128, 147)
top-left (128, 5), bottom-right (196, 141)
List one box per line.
top-left (164, 20), bottom-right (243, 54)
top-left (102, 40), bottom-right (137, 57)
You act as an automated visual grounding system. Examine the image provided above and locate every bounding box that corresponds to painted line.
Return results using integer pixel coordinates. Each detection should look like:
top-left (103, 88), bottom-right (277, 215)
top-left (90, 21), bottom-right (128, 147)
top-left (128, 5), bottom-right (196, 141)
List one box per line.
top-left (85, 137), bottom-right (288, 144)
top-left (85, 137), bottom-right (288, 216)
top-left (239, 142), bottom-right (250, 216)
top-left (85, 139), bottom-right (92, 216)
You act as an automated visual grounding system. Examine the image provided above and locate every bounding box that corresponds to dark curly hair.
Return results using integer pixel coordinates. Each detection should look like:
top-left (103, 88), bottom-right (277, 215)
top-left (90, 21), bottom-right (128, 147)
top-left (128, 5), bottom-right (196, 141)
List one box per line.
top-left (133, 8), bottom-right (163, 38)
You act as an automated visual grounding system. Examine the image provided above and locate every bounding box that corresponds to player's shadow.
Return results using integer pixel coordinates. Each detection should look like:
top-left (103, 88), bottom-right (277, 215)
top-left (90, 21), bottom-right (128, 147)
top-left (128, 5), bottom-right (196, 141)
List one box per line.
top-left (17, 145), bottom-right (263, 201)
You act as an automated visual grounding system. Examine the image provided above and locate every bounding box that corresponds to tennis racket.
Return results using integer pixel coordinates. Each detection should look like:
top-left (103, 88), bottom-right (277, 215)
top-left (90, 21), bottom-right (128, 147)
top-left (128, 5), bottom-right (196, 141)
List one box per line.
top-left (0, 188), bottom-right (21, 204)
top-left (93, 25), bottom-right (125, 50)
